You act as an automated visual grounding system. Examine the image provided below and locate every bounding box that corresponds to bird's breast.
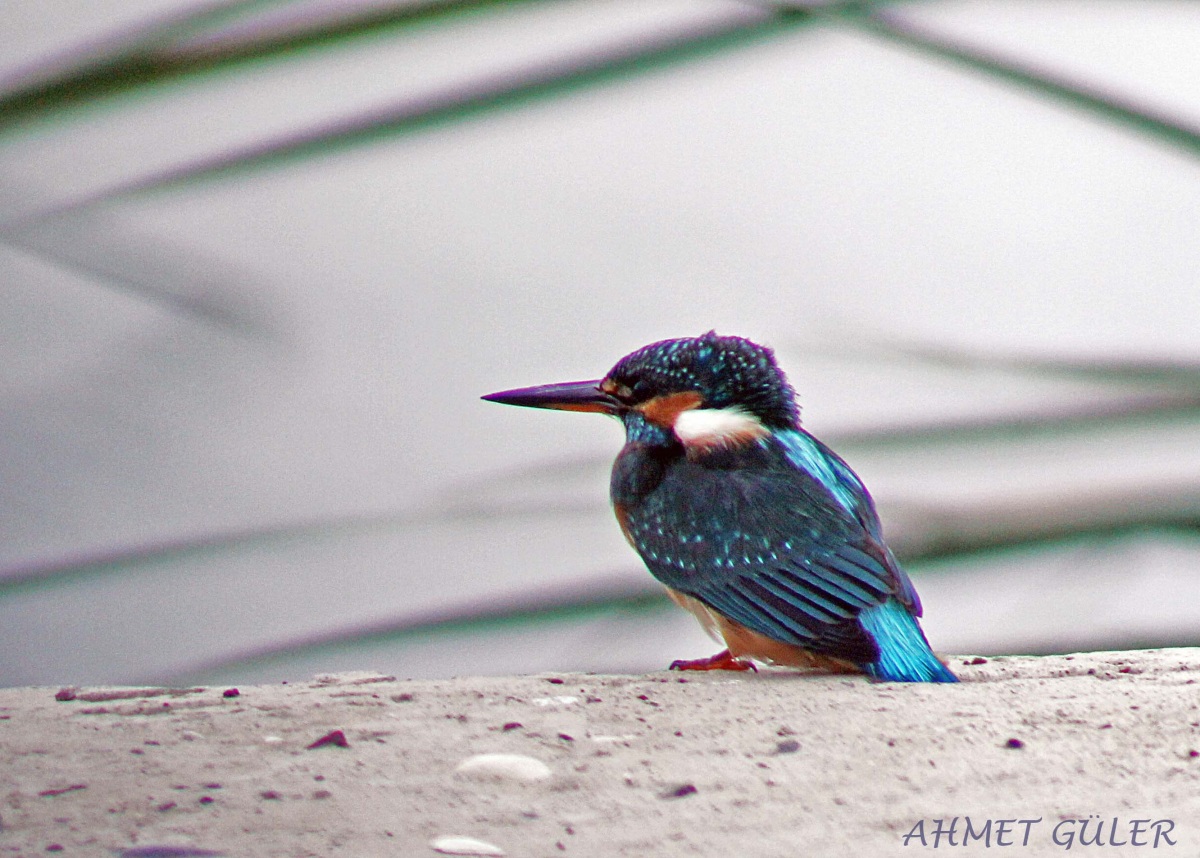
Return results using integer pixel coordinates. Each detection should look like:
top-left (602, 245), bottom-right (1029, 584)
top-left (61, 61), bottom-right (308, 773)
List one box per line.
top-left (609, 442), bottom-right (673, 511)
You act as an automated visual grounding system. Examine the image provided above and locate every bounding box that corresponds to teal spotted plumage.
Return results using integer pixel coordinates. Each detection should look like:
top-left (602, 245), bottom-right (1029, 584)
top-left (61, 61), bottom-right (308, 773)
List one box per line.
top-left (485, 331), bottom-right (956, 683)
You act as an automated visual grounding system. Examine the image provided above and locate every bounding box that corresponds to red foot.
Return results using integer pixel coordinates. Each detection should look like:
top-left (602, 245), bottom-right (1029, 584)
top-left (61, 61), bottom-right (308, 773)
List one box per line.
top-left (669, 649), bottom-right (758, 672)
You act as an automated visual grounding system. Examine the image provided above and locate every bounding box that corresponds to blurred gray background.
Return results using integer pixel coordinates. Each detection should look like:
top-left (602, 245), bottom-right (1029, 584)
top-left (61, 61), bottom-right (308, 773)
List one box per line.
top-left (2, 0), bottom-right (1198, 687)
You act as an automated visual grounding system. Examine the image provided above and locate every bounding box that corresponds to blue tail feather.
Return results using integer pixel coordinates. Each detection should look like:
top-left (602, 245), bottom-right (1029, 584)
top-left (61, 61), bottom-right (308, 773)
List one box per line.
top-left (858, 599), bottom-right (958, 683)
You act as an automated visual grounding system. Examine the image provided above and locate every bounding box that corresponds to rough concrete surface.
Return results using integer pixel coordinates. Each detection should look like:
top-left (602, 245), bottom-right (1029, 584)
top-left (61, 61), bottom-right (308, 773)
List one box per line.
top-left (2, 649), bottom-right (1199, 857)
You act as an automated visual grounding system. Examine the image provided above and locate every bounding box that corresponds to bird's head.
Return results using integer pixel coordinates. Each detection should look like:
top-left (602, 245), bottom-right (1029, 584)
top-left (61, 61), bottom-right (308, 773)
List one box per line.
top-left (483, 332), bottom-right (800, 451)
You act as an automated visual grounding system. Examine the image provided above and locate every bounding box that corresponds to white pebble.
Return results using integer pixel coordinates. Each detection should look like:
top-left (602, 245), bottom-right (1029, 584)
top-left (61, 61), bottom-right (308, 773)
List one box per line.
top-left (456, 753), bottom-right (551, 782)
top-left (431, 835), bottom-right (505, 855)
top-left (531, 695), bottom-right (579, 707)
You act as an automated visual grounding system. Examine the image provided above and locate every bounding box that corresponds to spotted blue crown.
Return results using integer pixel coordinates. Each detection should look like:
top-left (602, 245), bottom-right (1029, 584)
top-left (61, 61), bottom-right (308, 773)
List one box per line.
top-left (604, 331), bottom-right (800, 429)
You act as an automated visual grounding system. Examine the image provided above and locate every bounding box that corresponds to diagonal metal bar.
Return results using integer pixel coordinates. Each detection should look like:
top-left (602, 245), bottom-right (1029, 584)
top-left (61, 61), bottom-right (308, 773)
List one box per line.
top-left (167, 501), bottom-right (1200, 681)
top-left (157, 572), bottom-right (668, 683)
top-left (0, 0), bottom-right (287, 107)
top-left (7, 436), bottom-right (1200, 600)
top-left (825, 341), bottom-right (1200, 448)
top-left (0, 0), bottom-right (540, 128)
top-left (0, 500), bottom-right (602, 599)
top-left (6, 8), bottom-right (812, 231)
top-left (837, 398), bottom-right (1200, 450)
top-left (874, 342), bottom-right (1200, 390)
top-left (888, 486), bottom-right (1200, 566)
top-left (2, 227), bottom-right (272, 337)
top-left (841, 5), bottom-right (1200, 157)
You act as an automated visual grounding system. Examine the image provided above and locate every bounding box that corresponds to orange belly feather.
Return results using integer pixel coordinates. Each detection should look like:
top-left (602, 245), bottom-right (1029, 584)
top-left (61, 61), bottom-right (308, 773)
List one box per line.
top-left (665, 587), bottom-right (860, 674)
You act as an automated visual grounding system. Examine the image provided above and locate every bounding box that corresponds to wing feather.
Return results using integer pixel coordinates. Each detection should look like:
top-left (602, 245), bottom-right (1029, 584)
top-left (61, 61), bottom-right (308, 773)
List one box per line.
top-left (750, 575), bottom-right (845, 626)
top-left (621, 432), bottom-right (910, 662)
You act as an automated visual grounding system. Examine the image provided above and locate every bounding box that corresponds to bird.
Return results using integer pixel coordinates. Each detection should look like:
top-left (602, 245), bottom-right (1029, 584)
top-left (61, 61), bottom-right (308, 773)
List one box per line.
top-left (483, 331), bottom-right (956, 683)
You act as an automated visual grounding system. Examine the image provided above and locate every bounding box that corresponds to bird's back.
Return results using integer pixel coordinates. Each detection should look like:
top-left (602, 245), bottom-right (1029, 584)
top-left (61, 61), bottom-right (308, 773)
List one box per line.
top-left (612, 432), bottom-right (955, 682)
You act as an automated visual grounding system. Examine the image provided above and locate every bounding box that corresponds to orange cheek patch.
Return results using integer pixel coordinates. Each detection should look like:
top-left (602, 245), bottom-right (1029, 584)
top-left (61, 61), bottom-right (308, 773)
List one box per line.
top-left (637, 391), bottom-right (704, 428)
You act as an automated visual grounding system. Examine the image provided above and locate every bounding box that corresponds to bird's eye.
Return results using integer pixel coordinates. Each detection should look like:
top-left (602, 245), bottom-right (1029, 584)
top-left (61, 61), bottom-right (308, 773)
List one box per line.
top-left (630, 380), bottom-right (653, 400)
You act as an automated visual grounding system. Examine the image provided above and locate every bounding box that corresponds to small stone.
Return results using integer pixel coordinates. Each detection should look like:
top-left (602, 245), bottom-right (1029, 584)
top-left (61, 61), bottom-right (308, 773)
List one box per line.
top-left (306, 730), bottom-right (349, 750)
top-left (774, 740), bottom-right (800, 754)
top-left (1005, 738), bottom-right (1024, 749)
top-left (532, 696), bottom-right (579, 707)
top-left (54, 688), bottom-right (76, 702)
top-left (501, 722), bottom-right (522, 731)
top-left (660, 783), bottom-right (697, 799)
top-left (431, 834), bottom-right (505, 856)
top-left (222, 688), bottom-right (240, 698)
top-left (455, 754), bottom-right (551, 782)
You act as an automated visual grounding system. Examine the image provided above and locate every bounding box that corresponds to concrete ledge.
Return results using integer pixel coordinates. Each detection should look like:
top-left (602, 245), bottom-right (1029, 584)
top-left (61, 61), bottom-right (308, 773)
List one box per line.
top-left (3, 649), bottom-right (1199, 856)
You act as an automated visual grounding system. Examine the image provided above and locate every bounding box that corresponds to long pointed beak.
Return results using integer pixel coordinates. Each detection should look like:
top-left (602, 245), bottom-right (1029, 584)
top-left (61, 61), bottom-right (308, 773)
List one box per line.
top-left (482, 379), bottom-right (618, 414)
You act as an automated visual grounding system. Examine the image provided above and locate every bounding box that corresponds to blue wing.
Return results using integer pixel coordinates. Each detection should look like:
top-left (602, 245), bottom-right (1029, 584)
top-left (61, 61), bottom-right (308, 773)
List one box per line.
top-left (775, 429), bottom-right (923, 614)
top-left (616, 430), bottom-right (922, 665)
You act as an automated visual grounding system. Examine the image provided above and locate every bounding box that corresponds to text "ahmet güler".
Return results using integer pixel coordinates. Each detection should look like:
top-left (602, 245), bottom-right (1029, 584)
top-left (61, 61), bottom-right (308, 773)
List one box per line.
top-left (903, 816), bottom-right (1177, 849)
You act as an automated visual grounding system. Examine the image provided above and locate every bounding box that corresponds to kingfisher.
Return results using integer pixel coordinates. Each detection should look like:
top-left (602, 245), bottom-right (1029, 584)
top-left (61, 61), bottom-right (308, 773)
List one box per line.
top-left (483, 332), bottom-right (956, 683)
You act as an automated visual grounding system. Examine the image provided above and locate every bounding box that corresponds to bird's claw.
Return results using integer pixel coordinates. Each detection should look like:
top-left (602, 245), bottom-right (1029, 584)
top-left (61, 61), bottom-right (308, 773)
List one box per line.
top-left (669, 649), bottom-right (758, 672)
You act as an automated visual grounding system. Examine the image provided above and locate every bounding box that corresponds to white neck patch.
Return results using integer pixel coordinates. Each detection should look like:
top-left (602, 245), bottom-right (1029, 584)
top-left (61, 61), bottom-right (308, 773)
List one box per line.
top-left (673, 407), bottom-right (767, 452)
